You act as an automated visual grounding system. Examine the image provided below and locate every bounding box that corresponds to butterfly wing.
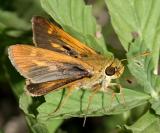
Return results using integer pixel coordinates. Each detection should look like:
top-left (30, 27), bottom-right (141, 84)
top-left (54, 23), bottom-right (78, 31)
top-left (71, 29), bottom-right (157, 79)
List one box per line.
top-left (26, 79), bottom-right (78, 96)
top-left (32, 16), bottom-right (98, 58)
top-left (8, 45), bottom-right (93, 85)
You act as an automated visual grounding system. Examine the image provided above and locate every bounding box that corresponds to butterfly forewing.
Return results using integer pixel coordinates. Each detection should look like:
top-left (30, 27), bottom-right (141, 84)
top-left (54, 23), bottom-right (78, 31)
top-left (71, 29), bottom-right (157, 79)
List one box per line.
top-left (8, 45), bottom-right (93, 84)
top-left (32, 16), bottom-right (98, 58)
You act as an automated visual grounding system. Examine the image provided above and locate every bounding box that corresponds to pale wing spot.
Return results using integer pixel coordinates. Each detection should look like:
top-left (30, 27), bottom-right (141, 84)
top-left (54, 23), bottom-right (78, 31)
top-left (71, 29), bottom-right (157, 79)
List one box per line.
top-left (51, 42), bottom-right (67, 52)
top-left (48, 62), bottom-right (64, 71)
top-left (48, 65), bottom-right (58, 71)
top-left (32, 60), bottom-right (48, 66)
top-left (51, 43), bottom-right (61, 48)
top-left (48, 27), bottom-right (53, 34)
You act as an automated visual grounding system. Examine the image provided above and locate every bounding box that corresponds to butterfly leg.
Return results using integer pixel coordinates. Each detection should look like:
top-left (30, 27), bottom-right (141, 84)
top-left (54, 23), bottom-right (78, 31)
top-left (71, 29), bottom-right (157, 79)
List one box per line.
top-left (53, 87), bottom-right (77, 114)
top-left (47, 86), bottom-right (77, 117)
top-left (83, 83), bottom-right (101, 126)
top-left (107, 83), bottom-right (125, 108)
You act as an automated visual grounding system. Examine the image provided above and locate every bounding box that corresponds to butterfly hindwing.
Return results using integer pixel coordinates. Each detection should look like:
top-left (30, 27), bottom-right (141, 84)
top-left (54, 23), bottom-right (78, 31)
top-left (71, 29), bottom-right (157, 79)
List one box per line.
top-left (26, 79), bottom-right (77, 96)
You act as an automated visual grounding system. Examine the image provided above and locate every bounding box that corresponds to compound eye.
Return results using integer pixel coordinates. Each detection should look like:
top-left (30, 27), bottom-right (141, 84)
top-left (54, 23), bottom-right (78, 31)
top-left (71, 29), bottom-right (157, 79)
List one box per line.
top-left (105, 67), bottom-right (116, 76)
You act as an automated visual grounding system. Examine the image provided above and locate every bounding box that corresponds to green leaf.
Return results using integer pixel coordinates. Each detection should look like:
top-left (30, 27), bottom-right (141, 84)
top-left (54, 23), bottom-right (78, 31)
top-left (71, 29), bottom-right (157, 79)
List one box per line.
top-left (20, 93), bottom-right (63, 133)
top-left (37, 88), bottom-right (150, 120)
top-left (30, 118), bottom-right (62, 133)
top-left (19, 93), bottom-right (34, 116)
top-left (31, 123), bottom-right (48, 133)
top-left (25, 115), bottom-right (48, 133)
top-left (150, 99), bottom-right (160, 115)
top-left (127, 40), bottom-right (160, 98)
top-left (27, 119), bottom-right (62, 133)
top-left (39, 119), bottom-right (63, 133)
top-left (126, 111), bottom-right (160, 133)
top-left (41, 0), bottom-right (109, 55)
top-left (106, 0), bottom-right (160, 73)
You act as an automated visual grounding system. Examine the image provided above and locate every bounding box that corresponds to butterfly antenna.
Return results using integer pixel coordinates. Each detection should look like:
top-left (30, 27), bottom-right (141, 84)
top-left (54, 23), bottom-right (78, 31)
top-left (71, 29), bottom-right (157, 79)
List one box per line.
top-left (120, 51), bottom-right (150, 63)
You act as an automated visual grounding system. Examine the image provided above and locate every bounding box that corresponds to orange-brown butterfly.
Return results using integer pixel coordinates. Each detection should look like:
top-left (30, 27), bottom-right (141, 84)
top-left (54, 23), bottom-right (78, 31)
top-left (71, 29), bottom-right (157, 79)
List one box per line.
top-left (8, 16), bottom-right (124, 113)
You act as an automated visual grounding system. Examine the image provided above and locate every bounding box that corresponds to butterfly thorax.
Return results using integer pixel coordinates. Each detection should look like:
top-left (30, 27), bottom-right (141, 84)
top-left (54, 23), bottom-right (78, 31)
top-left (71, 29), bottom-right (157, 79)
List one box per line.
top-left (79, 56), bottom-right (124, 91)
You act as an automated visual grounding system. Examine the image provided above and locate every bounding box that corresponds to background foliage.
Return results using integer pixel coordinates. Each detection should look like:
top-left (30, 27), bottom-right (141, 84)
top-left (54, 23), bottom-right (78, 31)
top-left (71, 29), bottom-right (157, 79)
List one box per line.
top-left (0, 0), bottom-right (160, 133)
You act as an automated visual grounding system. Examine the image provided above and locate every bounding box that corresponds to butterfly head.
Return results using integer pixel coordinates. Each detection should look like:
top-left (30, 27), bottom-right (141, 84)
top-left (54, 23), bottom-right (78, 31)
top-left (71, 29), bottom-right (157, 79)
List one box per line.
top-left (105, 58), bottom-right (124, 79)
